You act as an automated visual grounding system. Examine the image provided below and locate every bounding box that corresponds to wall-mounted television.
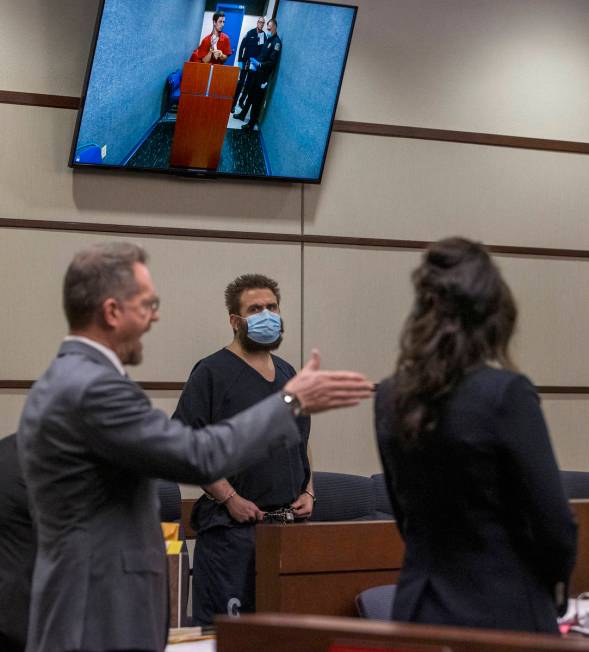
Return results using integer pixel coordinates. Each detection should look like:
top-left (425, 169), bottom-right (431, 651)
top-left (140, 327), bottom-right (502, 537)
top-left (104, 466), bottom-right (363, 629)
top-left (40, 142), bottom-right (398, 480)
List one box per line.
top-left (69, 0), bottom-right (357, 183)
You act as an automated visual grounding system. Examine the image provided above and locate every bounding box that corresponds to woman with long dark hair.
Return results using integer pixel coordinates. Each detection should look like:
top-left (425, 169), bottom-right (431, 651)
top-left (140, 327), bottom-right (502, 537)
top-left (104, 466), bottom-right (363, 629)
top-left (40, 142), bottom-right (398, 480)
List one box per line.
top-left (375, 237), bottom-right (576, 633)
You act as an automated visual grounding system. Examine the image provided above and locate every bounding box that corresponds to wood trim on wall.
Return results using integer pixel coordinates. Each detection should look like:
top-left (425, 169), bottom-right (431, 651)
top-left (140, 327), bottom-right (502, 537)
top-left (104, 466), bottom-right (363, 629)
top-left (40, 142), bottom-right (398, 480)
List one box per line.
top-left (2, 94), bottom-right (588, 398)
top-left (0, 380), bottom-right (587, 394)
top-left (332, 120), bottom-right (589, 155)
top-left (1, 217), bottom-right (589, 260)
top-left (0, 90), bottom-right (79, 110)
top-left (2, 90), bottom-right (589, 154)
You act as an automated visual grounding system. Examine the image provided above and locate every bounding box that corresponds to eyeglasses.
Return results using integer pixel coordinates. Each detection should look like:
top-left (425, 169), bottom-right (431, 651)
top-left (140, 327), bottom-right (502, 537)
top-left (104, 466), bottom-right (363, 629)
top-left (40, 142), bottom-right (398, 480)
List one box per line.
top-left (140, 298), bottom-right (160, 313)
top-left (121, 297), bottom-right (160, 314)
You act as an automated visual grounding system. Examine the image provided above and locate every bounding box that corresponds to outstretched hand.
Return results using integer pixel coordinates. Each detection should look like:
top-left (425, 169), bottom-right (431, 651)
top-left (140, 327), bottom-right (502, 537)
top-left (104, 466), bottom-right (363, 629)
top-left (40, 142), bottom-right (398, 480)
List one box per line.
top-left (283, 349), bottom-right (373, 415)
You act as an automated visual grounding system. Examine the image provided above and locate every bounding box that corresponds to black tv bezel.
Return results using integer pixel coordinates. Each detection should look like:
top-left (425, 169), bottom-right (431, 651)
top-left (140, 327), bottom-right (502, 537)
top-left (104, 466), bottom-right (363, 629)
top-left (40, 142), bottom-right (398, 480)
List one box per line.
top-left (68, 0), bottom-right (358, 184)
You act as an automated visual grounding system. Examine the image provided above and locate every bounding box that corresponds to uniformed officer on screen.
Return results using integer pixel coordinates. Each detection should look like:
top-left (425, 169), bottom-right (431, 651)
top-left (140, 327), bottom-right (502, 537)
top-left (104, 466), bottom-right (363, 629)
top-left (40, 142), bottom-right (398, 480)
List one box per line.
top-left (232, 16), bottom-right (267, 114)
top-left (236, 18), bottom-right (282, 131)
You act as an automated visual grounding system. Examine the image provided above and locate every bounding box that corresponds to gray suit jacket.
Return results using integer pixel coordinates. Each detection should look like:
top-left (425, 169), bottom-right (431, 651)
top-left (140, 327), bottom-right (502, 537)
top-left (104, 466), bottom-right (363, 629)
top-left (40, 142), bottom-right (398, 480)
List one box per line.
top-left (17, 340), bottom-right (299, 652)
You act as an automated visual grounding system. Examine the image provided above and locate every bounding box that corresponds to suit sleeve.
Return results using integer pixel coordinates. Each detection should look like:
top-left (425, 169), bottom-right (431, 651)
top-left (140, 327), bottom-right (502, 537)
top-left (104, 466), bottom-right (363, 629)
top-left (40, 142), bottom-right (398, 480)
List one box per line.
top-left (81, 372), bottom-right (300, 485)
top-left (497, 374), bottom-right (577, 588)
top-left (374, 378), bottom-right (407, 536)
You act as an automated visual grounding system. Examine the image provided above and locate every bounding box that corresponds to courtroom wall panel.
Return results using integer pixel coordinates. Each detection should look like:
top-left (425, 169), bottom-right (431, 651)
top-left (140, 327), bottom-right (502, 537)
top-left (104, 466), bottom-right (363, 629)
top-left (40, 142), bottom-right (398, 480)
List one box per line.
top-left (304, 245), bottom-right (589, 475)
top-left (496, 255), bottom-right (589, 386)
top-left (339, 0), bottom-right (589, 141)
top-left (543, 396), bottom-right (589, 472)
top-left (1, 0), bottom-right (588, 475)
top-left (0, 229), bottom-right (302, 382)
top-left (0, 393), bottom-right (27, 438)
top-left (305, 132), bottom-right (589, 251)
top-left (0, 104), bottom-right (302, 234)
top-left (0, 0), bottom-right (98, 96)
top-left (303, 245), bottom-right (417, 475)
top-left (8, 0), bottom-right (589, 144)
top-left (303, 245), bottom-right (589, 389)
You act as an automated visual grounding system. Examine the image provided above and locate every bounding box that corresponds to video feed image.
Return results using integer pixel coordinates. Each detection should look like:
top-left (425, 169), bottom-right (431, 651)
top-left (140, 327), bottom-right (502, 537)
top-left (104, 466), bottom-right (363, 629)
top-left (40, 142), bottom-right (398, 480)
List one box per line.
top-left (71, 0), bottom-right (357, 183)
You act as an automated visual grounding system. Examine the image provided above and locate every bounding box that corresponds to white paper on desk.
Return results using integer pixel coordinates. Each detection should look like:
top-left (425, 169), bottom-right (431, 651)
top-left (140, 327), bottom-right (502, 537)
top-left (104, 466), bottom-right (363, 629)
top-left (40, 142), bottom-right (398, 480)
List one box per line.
top-left (559, 598), bottom-right (589, 626)
top-left (559, 599), bottom-right (578, 624)
top-left (165, 640), bottom-right (215, 651)
top-left (570, 625), bottom-right (589, 636)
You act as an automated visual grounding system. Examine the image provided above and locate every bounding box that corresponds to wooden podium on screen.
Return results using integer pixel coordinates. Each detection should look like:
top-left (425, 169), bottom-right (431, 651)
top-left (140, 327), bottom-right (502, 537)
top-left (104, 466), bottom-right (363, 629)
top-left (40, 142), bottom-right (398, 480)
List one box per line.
top-left (170, 62), bottom-right (238, 170)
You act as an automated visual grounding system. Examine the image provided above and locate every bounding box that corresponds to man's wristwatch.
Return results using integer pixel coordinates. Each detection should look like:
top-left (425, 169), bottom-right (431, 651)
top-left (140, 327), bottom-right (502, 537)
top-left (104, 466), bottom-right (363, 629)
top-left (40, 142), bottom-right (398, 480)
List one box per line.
top-left (281, 390), bottom-right (302, 417)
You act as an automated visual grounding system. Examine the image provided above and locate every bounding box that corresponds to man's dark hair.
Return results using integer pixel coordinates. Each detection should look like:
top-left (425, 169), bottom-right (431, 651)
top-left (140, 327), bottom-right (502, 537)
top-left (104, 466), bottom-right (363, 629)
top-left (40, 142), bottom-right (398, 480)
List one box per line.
top-left (63, 242), bottom-right (147, 330)
top-left (225, 273), bottom-right (281, 315)
top-left (268, 17), bottom-right (277, 28)
top-left (213, 11), bottom-right (225, 23)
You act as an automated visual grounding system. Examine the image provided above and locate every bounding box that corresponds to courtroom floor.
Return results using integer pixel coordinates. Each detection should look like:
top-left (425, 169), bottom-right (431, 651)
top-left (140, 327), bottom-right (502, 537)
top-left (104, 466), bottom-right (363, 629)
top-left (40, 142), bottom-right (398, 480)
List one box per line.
top-left (126, 115), bottom-right (268, 176)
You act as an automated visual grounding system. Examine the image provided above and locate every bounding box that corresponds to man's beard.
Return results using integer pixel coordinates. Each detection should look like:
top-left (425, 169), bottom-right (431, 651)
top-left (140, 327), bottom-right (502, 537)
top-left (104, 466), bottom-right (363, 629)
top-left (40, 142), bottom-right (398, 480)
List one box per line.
top-left (236, 318), bottom-right (283, 352)
top-left (119, 340), bottom-right (143, 366)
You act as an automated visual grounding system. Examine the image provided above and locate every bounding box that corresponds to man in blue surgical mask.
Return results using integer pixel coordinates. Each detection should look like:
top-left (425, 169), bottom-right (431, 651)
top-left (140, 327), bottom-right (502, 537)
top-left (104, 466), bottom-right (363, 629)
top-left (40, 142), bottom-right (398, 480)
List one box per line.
top-left (173, 274), bottom-right (314, 626)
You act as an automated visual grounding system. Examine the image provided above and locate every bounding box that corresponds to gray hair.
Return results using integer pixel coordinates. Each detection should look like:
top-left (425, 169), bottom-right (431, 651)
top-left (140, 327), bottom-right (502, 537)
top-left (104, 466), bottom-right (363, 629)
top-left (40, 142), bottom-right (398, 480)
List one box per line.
top-left (63, 242), bottom-right (148, 329)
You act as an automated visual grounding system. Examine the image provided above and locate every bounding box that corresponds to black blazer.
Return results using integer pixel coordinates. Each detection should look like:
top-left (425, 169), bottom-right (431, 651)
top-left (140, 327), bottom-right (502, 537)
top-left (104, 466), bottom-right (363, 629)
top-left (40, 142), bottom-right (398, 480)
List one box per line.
top-left (375, 366), bottom-right (577, 633)
top-left (0, 434), bottom-right (35, 652)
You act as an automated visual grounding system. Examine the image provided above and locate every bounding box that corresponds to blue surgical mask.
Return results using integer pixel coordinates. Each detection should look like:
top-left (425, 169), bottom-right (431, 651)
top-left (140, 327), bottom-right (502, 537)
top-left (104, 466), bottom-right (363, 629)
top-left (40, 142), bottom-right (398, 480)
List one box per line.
top-left (244, 309), bottom-right (282, 344)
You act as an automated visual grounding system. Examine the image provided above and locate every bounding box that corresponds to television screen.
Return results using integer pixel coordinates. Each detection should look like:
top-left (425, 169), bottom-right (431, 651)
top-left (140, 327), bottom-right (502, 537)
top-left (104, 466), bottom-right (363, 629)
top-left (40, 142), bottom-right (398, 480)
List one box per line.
top-left (70, 0), bottom-right (357, 183)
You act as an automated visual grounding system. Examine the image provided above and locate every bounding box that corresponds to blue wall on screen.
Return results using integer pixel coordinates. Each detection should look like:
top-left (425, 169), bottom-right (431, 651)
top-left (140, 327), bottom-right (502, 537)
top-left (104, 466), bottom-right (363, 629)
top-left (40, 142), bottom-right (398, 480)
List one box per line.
top-left (77, 0), bottom-right (205, 165)
top-left (262, 1), bottom-right (355, 180)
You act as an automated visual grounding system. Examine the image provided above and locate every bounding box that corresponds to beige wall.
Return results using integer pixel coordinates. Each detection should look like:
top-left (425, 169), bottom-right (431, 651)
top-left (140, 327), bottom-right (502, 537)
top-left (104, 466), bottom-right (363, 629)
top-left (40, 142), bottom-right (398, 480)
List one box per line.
top-left (1, 0), bottom-right (588, 485)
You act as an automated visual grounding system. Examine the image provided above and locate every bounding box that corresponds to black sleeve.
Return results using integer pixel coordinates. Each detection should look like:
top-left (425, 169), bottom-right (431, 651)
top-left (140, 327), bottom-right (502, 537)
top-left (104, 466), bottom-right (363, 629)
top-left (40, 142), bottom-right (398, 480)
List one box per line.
top-left (297, 414), bottom-right (311, 489)
top-left (172, 362), bottom-right (214, 428)
top-left (238, 32), bottom-right (248, 61)
top-left (497, 374), bottom-right (577, 588)
top-left (374, 378), bottom-right (406, 536)
top-left (260, 40), bottom-right (281, 74)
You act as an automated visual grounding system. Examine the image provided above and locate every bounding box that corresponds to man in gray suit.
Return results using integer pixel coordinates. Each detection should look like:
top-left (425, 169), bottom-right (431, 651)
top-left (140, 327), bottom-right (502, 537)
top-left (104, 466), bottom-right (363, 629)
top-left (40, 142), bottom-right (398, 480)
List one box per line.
top-left (17, 242), bottom-right (372, 652)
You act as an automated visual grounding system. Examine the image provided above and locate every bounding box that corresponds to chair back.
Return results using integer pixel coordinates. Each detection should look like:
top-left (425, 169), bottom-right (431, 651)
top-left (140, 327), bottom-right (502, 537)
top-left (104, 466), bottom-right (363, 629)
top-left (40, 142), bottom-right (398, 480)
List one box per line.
top-left (355, 584), bottom-right (397, 620)
top-left (310, 471), bottom-right (376, 521)
top-left (561, 470), bottom-right (589, 499)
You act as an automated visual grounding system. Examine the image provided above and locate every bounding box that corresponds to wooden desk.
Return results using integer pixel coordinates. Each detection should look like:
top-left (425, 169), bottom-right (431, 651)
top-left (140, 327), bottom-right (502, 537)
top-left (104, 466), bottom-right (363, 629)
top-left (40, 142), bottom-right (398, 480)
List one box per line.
top-left (181, 498), bottom-right (197, 539)
top-left (168, 546), bottom-right (190, 628)
top-left (254, 501), bottom-right (589, 617)
top-left (216, 613), bottom-right (589, 652)
top-left (256, 521), bottom-right (403, 617)
top-left (571, 501), bottom-right (589, 596)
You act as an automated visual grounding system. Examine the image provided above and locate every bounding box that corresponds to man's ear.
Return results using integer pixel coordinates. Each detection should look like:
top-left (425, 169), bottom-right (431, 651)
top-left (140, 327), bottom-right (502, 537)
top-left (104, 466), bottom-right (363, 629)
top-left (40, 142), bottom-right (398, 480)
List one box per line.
top-left (101, 298), bottom-right (120, 328)
top-left (229, 313), bottom-right (241, 333)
